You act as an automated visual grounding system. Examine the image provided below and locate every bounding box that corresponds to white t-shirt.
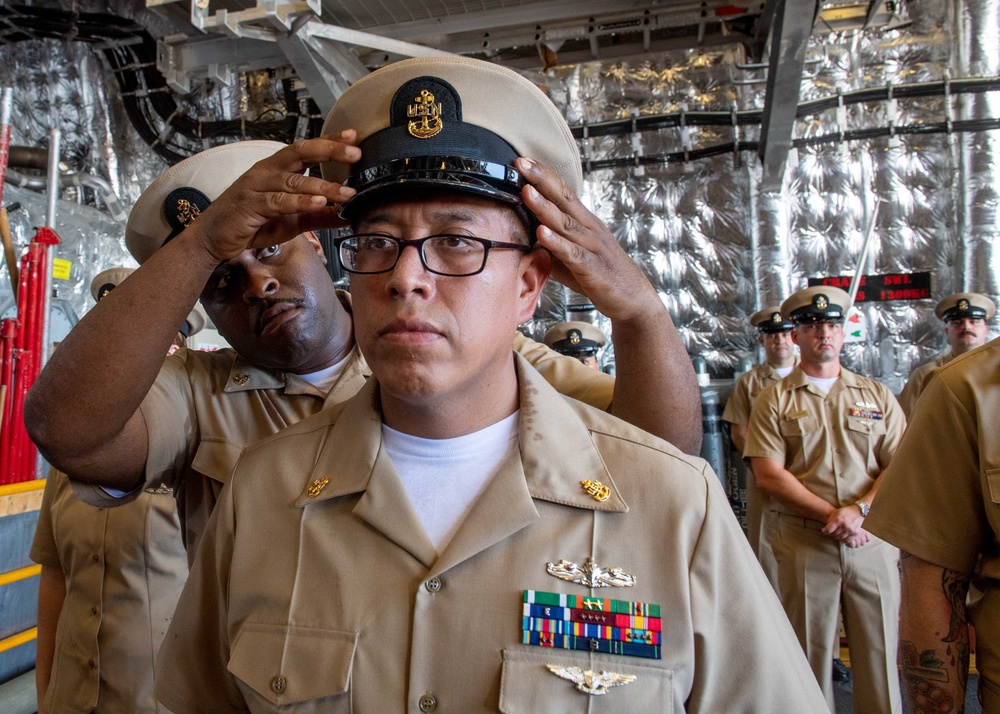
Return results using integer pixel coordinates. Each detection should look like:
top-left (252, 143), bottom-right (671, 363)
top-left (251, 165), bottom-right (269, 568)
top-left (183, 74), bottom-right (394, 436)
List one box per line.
top-left (295, 350), bottom-right (354, 391)
top-left (383, 412), bottom-right (519, 554)
top-left (774, 365), bottom-right (795, 378)
top-left (806, 375), bottom-right (839, 395)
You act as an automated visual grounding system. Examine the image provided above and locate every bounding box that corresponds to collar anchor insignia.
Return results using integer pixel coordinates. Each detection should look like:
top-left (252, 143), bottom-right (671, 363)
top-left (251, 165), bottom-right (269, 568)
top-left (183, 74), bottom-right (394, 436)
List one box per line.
top-left (580, 479), bottom-right (611, 502)
top-left (546, 557), bottom-right (636, 588)
top-left (306, 477), bottom-right (330, 497)
top-left (546, 665), bottom-right (637, 695)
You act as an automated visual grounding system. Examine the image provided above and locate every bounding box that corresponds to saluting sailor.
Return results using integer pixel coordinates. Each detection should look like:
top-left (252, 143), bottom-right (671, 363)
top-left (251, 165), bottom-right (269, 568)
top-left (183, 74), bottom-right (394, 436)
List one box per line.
top-left (154, 56), bottom-right (826, 713)
top-left (744, 286), bottom-right (906, 713)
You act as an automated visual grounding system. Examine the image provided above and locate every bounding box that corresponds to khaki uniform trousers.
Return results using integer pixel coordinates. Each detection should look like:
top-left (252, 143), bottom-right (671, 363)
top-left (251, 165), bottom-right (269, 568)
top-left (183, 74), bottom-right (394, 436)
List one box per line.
top-left (746, 475), bottom-right (779, 591)
top-left (772, 512), bottom-right (901, 713)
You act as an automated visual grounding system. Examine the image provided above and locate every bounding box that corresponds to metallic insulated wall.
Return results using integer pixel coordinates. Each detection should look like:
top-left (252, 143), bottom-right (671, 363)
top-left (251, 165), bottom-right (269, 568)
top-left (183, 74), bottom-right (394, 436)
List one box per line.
top-left (0, 0), bottom-right (996, 392)
top-left (0, 32), bottom-right (287, 324)
top-left (531, 0), bottom-right (980, 391)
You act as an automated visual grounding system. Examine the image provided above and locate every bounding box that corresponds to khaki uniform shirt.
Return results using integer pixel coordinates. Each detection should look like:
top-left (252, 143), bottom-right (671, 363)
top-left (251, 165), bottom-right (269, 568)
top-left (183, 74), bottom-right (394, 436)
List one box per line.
top-left (744, 367), bottom-right (905, 511)
top-left (897, 353), bottom-right (951, 417)
top-left (71, 312), bottom-right (613, 562)
top-left (866, 338), bottom-right (1000, 691)
top-left (156, 355), bottom-right (826, 714)
top-left (721, 359), bottom-right (796, 428)
top-left (31, 470), bottom-right (188, 713)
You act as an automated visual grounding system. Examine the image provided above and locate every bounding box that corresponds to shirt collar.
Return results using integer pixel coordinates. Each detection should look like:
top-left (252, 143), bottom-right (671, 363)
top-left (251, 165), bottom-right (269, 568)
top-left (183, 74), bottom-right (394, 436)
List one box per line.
top-left (296, 352), bottom-right (627, 514)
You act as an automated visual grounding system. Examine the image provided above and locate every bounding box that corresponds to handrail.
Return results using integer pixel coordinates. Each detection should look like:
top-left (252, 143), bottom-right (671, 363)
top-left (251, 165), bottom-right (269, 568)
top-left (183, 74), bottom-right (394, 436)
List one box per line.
top-left (0, 564), bottom-right (41, 588)
top-left (0, 627), bottom-right (37, 655)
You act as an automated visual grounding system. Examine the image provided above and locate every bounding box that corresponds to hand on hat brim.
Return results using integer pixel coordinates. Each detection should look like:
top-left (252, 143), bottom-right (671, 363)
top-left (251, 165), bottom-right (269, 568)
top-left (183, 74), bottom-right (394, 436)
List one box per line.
top-left (188, 134), bottom-right (361, 262)
top-left (517, 156), bottom-right (660, 324)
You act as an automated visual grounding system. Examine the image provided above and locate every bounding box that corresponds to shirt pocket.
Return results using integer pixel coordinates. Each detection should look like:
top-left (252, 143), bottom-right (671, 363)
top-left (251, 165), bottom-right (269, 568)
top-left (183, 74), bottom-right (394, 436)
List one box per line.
top-left (191, 438), bottom-right (243, 487)
top-left (779, 416), bottom-right (820, 437)
top-left (228, 622), bottom-right (358, 711)
top-left (845, 419), bottom-right (887, 472)
top-left (498, 647), bottom-right (674, 713)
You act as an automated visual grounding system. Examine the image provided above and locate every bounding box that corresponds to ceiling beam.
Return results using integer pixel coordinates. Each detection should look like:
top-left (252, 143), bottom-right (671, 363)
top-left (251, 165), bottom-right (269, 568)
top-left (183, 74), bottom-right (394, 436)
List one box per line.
top-left (758, 0), bottom-right (816, 192)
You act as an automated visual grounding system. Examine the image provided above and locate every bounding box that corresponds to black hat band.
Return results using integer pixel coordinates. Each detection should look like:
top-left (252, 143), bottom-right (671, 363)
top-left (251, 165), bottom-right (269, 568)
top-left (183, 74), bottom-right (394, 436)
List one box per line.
top-left (163, 187), bottom-right (212, 246)
top-left (552, 337), bottom-right (600, 356)
top-left (943, 306), bottom-right (987, 321)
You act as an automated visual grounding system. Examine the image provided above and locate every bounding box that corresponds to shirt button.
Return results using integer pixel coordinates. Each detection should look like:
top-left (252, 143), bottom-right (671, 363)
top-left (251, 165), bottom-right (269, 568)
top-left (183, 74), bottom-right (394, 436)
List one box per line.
top-left (88, 659), bottom-right (96, 669)
top-left (425, 578), bottom-right (442, 593)
top-left (91, 607), bottom-right (98, 615)
top-left (419, 694), bottom-right (437, 712)
top-left (270, 675), bottom-right (287, 694)
top-left (92, 554), bottom-right (100, 562)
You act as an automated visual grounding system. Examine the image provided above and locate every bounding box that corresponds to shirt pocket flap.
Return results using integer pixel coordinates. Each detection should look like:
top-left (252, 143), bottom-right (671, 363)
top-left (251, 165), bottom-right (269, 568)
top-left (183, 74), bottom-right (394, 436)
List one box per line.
top-left (191, 439), bottom-right (244, 486)
top-left (779, 416), bottom-right (819, 436)
top-left (985, 468), bottom-right (1000, 504)
top-left (498, 648), bottom-right (672, 714)
top-left (845, 419), bottom-right (887, 436)
top-left (228, 622), bottom-right (358, 705)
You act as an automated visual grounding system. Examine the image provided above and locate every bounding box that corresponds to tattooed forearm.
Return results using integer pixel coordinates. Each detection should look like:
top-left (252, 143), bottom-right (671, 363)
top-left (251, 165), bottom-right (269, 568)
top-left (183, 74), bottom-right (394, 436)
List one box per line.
top-left (899, 553), bottom-right (972, 714)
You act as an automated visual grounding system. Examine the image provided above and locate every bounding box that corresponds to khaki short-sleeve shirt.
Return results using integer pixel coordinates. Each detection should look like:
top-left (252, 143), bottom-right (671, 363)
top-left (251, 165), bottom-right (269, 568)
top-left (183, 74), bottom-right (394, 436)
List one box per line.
top-left (721, 360), bottom-right (796, 427)
top-left (156, 355), bottom-right (826, 713)
top-left (897, 353), bottom-right (951, 417)
top-left (866, 339), bottom-right (1000, 689)
top-left (744, 367), bottom-right (905, 510)
top-left (31, 470), bottom-right (188, 713)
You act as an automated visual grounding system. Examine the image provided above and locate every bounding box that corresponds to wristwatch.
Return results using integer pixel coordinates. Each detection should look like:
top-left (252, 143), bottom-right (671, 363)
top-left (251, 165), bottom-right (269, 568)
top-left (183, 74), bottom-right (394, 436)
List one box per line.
top-left (854, 501), bottom-right (870, 518)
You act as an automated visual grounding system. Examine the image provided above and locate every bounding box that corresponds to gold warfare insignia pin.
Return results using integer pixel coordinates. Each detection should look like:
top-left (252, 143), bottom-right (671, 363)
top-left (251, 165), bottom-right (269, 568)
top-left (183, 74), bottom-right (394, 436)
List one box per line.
top-left (232, 374), bottom-right (250, 386)
top-left (814, 294), bottom-right (828, 310)
top-left (958, 299), bottom-right (970, 311)
top-left (307, 477), bottom-right (329, 497)
top-left (546, 665), bottom-right (637, 696)
top-left (175, 198), bottom-right (201, 227)
top-left (581, 479), bottom-right (611, 502)
top-left (407, 89), bottom-right (443, 139)
top-left (546, 557), bottom-right (637, 588)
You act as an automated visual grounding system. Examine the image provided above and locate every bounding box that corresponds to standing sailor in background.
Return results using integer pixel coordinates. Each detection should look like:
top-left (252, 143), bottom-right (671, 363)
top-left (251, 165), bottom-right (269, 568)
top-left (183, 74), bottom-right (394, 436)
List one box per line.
top-left (32, 267), bottom-right (192, 714)
top-left (722, 306), bottom-right (796, 573)
top-left (897, 292), bottom-right (995, 416)
top-left (745, 286), bottom-right (906, 713)
top-left (542, 320), bottom-right (607, 371)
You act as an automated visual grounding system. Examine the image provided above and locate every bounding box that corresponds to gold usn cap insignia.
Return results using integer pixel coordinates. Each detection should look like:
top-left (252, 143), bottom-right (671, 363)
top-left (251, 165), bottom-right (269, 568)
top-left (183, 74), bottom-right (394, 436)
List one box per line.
top-left (814, 294), bottom-right (828, 310)
top-left (568, 329), bottom-right (582, 345)
top-left (175, 198), bottom-right (202, 227)
top-left (407, 89), bottom-right (443, 139)
top-left (958, 298), bottom-right (970, 311)
top-left (581, 479), bottom-right (611, 502)
top-left (771, 312), bottom-right (783, 323)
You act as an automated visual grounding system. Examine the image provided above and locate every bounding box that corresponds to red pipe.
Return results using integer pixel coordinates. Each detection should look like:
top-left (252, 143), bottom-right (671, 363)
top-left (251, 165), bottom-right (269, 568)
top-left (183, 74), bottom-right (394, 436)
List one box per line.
top-left (8, 248), bottom-right (36, 482)
top-left (4, 252), bottom-right (31, 483)
top-left (0, 318), bottom-right (18, 482)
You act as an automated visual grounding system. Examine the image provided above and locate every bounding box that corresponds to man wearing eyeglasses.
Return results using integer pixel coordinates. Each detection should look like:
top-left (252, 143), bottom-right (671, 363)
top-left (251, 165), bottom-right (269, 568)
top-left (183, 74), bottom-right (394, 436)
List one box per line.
top-left (152, 57), bottom-right (825, 712)
top-left (27, 132), bottom-right (700, 560)
top-left (745, 286), bottom-right (906, 713)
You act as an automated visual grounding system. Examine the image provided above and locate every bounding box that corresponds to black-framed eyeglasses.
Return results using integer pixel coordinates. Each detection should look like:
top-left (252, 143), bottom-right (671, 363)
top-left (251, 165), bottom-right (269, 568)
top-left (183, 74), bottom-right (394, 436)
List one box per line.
top-left (334, 234), bottom-right (531, 277)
